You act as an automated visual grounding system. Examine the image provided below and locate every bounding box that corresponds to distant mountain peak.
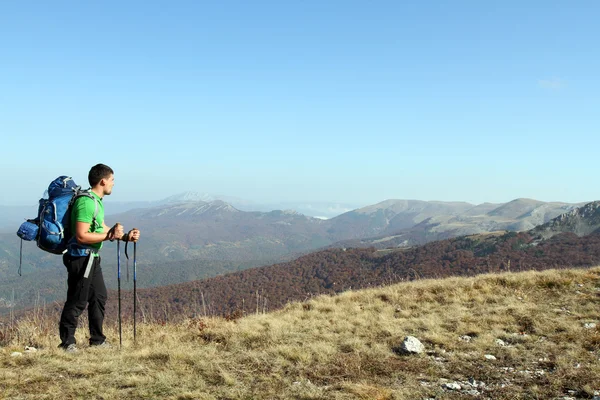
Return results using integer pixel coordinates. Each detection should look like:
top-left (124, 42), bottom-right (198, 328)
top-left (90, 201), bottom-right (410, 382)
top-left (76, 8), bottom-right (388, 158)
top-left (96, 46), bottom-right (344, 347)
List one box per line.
top-left (162, 192), bottom-right (217, 204)
top-left (146, 199), bottom-right (241, 218)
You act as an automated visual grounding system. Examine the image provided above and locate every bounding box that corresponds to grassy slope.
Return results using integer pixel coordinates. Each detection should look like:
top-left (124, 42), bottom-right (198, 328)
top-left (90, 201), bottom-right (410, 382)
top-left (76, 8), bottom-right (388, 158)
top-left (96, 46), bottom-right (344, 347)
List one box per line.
top-left (1, 267), bottom-right (600, 399)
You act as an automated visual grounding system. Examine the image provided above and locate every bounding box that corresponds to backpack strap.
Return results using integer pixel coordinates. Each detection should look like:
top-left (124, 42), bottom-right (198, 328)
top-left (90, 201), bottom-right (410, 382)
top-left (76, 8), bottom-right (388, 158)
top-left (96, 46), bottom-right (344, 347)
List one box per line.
top-left (89, 193), bottom-right (99, 230)
top-left (66, 191), bottom-right (101, 257)
top-left (19, 238), bottom-right (23, 276)
top-left (72, 190), bottom-right (100, 230)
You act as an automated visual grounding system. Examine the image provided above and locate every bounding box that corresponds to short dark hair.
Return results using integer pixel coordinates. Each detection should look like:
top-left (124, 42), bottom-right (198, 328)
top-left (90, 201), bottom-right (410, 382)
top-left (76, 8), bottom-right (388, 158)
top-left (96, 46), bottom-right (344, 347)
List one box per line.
top-left (88, 164), bottom-right (114, 187)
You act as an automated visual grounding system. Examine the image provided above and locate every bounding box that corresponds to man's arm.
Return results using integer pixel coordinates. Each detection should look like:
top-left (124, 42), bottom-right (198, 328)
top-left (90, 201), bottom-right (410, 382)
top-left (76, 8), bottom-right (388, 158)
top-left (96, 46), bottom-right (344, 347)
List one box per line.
top-left (75, 222), bottom-right (123, 245)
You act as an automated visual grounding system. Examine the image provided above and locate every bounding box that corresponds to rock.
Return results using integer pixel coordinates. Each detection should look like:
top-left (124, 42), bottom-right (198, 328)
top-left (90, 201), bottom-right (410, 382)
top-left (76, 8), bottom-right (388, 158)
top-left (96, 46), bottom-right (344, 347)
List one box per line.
top-left (10, 352), bottom-right (23, 357)
top-left (459, 335), bottom-right (473, 342)
top-left (397, 336), bottom-right (425, 354)
top-left (24, 346), bottom-right (37, 353)
top-left (484, 354), bottom-right (497, 360)
top-left (584, 322), bottom-right (597, 329)
top-left (495, 339), bottom-right (507, 346)
top-left (465, 389), bottom-right (480, 396)
top-left (443, 382), bottom-right (462, 390)
top-left (467, 377), bottom-right (485, 388)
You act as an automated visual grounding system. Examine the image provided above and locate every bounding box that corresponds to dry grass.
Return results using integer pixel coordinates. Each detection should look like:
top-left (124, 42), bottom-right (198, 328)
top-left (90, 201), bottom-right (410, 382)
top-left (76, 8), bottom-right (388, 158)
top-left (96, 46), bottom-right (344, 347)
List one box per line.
top-left (2, 267), bottom-right (600, 399)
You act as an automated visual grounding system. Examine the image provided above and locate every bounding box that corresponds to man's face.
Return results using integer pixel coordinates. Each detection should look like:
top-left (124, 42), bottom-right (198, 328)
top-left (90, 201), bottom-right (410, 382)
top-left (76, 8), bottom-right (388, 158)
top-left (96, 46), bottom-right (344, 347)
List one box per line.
top-left (102, 174), bottom-right (115, 196)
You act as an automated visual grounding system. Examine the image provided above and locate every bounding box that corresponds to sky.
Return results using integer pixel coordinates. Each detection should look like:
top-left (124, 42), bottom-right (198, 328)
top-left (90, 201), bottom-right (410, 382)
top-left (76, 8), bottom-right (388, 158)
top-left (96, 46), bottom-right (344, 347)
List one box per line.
top-left (1, 1), bottom-right (599, 207)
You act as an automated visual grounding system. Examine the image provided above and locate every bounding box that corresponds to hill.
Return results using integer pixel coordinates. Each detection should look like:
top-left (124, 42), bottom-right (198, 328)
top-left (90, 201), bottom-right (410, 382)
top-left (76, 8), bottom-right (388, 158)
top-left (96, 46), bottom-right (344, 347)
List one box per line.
top-left (2, 267), bottom-right (599, 399)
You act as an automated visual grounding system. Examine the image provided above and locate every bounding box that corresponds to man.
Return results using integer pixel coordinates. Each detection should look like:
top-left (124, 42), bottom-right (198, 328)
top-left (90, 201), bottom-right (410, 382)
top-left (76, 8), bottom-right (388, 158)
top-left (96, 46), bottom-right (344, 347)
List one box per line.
top-left (58, 163), bottom-right (140, 352)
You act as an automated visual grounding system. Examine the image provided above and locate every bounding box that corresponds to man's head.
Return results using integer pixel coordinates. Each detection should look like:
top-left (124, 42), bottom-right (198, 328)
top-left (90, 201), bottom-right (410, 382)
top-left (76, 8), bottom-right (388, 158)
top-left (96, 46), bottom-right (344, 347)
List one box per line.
top-left (88, 164), bottom-right (115, 196)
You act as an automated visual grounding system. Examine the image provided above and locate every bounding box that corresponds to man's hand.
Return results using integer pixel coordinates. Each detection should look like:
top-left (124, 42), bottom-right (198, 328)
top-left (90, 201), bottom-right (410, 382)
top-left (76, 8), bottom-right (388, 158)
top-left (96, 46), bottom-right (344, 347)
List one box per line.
top-left (107, 223), bottom-right (124, 241)
top-left (127, 228), bottom-right (141, 243)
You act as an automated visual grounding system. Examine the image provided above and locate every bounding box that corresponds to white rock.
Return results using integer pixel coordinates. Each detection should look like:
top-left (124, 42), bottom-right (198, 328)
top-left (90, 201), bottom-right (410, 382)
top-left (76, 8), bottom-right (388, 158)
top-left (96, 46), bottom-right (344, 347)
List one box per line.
top-left (10, 352), bottom-right (23, 357)
top-left (584, 323), bottom-right (597, 329)
top-left (443, 382), bottom-right (462, 390)
top-left (495, 339), bottom-right (507, 346)
top-left (468, 377), bottom-right (485, 388)
top-left (24, 346), bottom-right (37, 353)
top-left (400, 336), bottom-right (425, 354)
top-left (460, 335), bottom-right (472, 342)
top-left (484, 354), bottom-right (497, 360)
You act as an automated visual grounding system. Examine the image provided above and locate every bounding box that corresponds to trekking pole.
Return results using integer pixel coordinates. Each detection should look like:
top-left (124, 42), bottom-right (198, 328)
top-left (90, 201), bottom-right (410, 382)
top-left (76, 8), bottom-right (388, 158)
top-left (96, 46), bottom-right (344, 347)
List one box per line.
top-left (117, 239), bottom-right (122, 348)
top-left (133, 239), bottom-right (137, 344)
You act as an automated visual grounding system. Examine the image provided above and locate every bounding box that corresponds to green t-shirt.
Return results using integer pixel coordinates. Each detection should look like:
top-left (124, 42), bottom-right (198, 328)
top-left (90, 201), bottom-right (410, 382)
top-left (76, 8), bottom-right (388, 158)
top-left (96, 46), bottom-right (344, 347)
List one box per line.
top-left (71, 191), bottom-right (104, 253)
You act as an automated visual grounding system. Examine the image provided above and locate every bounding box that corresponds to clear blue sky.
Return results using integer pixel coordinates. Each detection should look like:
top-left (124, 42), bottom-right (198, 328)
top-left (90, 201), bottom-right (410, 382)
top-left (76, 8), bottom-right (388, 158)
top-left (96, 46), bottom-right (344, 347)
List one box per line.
top-left (1, 1), bottom-right (598, 207)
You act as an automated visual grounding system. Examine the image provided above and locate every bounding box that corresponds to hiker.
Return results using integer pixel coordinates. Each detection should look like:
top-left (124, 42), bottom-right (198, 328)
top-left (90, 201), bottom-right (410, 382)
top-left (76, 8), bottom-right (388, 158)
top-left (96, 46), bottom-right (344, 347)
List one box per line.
top-left (58, 164), bottom-right (140, 352)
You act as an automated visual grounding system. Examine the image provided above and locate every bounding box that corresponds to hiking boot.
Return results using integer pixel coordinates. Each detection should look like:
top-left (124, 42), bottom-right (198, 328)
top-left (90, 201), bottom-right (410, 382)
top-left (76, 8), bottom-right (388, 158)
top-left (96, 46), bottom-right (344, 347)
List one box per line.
top-left (62, 343), bottom-right (78, 353)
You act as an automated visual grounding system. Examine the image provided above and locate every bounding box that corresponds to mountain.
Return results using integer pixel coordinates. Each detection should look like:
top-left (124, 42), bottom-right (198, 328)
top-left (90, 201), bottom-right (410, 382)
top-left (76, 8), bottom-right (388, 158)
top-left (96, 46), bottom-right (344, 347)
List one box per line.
top-left (325, 200), bottom-right (473, 240)
top-left (531, 201), bottom-right (600, 239)
top-left (324, 198), bottom-right (584, 248)
top-left (108, 200), bottom-right (330, 262)
top-left (157, 192), bottom-right (361, 219)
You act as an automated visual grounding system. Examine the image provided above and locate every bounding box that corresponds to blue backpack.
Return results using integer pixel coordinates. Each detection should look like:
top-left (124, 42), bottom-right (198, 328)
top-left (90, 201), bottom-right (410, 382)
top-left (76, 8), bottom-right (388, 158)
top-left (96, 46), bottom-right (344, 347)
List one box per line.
top-left (16, 176), bottom-right (98, 275)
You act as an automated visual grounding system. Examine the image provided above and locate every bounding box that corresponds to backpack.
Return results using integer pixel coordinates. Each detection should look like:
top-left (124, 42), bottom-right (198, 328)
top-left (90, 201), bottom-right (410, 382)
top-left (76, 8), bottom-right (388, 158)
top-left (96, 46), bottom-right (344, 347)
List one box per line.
top-left (16, 176), bottom-right (98, 275)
